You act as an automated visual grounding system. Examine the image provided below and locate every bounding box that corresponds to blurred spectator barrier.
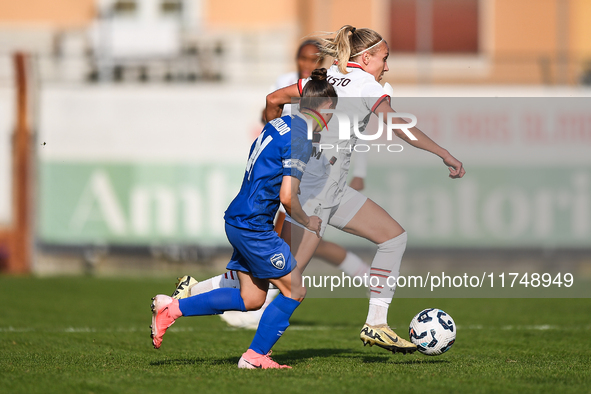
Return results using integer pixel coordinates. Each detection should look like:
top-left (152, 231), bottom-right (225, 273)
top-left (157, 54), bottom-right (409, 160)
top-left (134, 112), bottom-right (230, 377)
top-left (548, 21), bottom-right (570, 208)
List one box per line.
top-left (34, 93), bottom-right (591, 249)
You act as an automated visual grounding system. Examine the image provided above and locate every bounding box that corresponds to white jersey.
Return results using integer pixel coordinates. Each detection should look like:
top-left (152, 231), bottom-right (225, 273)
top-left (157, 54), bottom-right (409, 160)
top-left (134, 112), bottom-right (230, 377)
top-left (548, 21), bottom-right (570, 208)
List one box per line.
top-left (270, 72), bottom-right (299, 117)
top-left (297, 62), bottom-right (389, 208)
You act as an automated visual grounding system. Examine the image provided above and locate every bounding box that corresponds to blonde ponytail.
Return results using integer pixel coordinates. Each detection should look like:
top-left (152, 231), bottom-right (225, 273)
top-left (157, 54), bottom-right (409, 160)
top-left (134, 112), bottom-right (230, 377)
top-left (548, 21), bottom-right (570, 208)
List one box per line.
top-left (317, 25), bottom-right (383, 74)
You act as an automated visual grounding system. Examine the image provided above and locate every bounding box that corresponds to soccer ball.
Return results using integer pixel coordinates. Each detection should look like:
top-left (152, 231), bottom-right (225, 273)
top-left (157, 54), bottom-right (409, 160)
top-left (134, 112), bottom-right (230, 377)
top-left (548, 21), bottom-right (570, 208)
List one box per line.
top-left (409, 308), bottom-right (456, 356)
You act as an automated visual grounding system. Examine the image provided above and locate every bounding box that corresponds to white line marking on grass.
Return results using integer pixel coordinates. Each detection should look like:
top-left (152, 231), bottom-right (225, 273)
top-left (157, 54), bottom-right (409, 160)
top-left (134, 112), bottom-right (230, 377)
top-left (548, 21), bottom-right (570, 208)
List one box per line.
top-left (64, 327), bottom-right (97, 333)
top-left (460, 325), bottom-right (484, 330)
top-left (458, 324), bottom-right (560, 330)
top-left (1, 324), bottom-right (589, 333)
top-left (288, 326), bottom-right (347, 331)
top-left (0, 327), bottom-right (35, 332)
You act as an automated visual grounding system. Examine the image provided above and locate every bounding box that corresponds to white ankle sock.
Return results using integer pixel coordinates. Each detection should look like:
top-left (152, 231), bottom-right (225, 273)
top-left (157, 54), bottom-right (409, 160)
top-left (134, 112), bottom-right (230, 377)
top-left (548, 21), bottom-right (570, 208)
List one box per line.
top-left (189, 272), bottom-right (225, 296)
top-left (365, 232), bottom-right (407, 326)
top-left (365, 302), bottom-right (389, 326)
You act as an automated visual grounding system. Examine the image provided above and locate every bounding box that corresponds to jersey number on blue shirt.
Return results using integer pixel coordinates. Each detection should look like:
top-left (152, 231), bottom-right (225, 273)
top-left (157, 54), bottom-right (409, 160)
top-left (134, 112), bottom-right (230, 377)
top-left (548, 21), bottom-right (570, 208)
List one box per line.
top-left (246, 132), bottom-right (273, 180)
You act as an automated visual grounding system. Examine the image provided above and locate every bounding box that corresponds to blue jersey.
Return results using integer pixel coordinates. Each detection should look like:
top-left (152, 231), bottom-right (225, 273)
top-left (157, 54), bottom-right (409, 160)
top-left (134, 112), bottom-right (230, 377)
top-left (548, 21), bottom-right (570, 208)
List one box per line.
top-left (224, 114), bottom-right (312, 231)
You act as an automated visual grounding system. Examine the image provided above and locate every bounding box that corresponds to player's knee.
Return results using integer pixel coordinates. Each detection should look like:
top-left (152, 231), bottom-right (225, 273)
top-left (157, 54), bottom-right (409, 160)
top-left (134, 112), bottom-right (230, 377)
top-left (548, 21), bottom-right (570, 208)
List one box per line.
top-left (380, 225), bottom-right (406, 242)
top-left (242, 294), bottom-right (266, 311)
top-left (379, 231), bottom-right (407, 251)
top-left (291, 284), bottom-right (307, 302)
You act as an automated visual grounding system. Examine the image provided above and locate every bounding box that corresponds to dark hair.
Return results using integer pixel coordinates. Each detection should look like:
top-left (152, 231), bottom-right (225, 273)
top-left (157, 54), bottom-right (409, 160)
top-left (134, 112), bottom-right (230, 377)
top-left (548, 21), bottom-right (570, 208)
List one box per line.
top-left (296, 39), bottom-right (324, 61)
top-left (300, 68), bottom-right (337, 109)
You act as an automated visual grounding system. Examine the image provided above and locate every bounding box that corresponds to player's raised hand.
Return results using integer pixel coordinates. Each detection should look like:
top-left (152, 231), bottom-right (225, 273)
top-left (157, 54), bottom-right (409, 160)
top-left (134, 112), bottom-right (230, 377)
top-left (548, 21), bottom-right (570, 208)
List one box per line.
top-left (443, 154), bottom-right (465, 179)
top-left (306, 216), bottom-right (323, 238)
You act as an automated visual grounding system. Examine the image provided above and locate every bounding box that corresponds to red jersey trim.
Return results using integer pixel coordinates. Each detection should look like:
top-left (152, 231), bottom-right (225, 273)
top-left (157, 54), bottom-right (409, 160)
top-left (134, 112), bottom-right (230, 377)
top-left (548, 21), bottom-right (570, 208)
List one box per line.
top-left (371, 94), bottom-right (391, 113)
top-left (297, 79), bottom-right (303, 96)
top-left (333, 60), bottom-right (365, 70)
top-left (346, 62), bottom-right (364, 69)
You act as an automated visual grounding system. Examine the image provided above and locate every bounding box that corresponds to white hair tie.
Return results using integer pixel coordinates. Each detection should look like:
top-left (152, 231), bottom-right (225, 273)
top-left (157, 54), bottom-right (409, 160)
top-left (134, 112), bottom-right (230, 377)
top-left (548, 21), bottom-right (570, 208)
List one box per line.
top-left (351, 39), bottom-right (384, 58)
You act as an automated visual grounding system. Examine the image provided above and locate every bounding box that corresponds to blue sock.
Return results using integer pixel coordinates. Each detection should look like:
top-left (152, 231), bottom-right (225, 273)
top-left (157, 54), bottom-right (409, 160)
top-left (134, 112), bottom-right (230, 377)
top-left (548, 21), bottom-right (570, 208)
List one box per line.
top-left (249, 293), bottom-right (300, 355)
top-left (178, 288), bottom-right (246, 316)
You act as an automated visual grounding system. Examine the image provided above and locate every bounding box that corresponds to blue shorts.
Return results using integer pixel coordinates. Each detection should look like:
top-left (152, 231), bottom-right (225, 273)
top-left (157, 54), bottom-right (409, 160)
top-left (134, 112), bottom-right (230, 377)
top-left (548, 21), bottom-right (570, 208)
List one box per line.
top-left (225, 222), bottom-right (295, 279)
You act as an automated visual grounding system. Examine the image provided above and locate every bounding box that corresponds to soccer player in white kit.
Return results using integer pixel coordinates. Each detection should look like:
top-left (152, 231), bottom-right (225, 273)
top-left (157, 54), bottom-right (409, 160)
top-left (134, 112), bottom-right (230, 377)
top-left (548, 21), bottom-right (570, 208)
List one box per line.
top-left (269, 39), bottom-right (370, 278)
top-left (263, 25), bottom-right (465, 354)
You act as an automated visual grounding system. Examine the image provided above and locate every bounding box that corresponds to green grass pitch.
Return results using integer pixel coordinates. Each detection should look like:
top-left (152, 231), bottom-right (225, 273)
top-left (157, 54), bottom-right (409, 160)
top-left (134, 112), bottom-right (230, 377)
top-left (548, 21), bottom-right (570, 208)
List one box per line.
top-left (1, 276), bottom-right (590, 393)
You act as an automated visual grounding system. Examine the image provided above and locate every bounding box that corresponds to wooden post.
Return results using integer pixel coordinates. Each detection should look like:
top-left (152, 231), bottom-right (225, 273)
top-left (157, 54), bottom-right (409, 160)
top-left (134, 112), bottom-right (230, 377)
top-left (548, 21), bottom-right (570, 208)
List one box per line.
top-left (8, 52), bottom-right (32, 274)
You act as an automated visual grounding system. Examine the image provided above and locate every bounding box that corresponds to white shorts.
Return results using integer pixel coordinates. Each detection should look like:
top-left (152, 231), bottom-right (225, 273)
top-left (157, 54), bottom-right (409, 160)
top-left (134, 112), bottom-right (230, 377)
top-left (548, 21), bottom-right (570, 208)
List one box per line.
top-left (285, 185), bottom-right (368, 237)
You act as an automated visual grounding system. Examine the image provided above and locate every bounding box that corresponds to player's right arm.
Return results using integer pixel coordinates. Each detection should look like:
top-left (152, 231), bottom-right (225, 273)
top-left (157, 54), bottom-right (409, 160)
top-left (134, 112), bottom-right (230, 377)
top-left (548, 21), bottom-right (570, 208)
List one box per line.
top-left (264, 83), bottom-right (300, 122)
top-left (374, 100), bottom-right (466, 179)
top-left (279, 175), bottom-right (322, 237)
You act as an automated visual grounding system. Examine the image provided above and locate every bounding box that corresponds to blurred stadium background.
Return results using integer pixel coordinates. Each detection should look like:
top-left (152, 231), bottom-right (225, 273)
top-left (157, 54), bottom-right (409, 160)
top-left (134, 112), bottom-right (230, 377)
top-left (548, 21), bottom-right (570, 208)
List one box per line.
top-left (0, 0), bottom-right (590, 279)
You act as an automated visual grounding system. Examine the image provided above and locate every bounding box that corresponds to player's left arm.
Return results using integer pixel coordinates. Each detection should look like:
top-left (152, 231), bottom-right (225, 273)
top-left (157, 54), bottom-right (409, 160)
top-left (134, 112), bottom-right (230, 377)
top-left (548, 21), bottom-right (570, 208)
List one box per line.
top-left (279, 176), bottom-right (322, 237)
top-left (265, 83), bottom-right (300, 122)
top-left (349, 136), bottom-right (369, 191)
top-left (349, 157), bottom-right (365, 190)
top-left (349, 176), bottom-right (364, 191)
top-left (374, 100), bottom-right (466, 179)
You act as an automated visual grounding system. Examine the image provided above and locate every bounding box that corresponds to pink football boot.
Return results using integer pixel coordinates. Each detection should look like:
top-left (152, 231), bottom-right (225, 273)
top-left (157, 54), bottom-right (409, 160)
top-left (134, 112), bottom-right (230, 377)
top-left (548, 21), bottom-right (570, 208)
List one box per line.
top-left (150, 295), bottom-right (182, 349)
top-left (238, 349), bottom-right (292, 369)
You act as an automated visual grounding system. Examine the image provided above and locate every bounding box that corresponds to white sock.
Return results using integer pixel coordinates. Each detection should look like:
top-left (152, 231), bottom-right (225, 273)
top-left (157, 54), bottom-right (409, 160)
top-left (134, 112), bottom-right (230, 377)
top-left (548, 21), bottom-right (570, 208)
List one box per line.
top-left (338, 251), bottom-right (370, 279)
top-left (366, 303), bottom-right (389, 326)
top-left (189, 272), bottom-right (227, 296)
top-left (219, 270), bottom-right (240, 289)
top-left (365, 232), bottom-right (407, 326)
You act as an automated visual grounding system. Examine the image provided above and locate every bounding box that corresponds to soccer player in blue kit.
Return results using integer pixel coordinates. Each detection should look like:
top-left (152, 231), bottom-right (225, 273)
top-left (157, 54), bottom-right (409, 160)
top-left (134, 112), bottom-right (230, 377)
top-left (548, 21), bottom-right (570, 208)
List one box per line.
top-left (150, 69), bottom-right (337, 369)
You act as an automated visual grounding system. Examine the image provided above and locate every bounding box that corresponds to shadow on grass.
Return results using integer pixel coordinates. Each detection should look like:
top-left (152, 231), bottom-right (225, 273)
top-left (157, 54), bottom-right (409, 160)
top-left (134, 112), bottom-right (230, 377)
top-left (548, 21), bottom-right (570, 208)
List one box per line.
top-left (361, 356), bottom-right (449, 365)
top-left (288, 319), bottom-right (357, 327)
top-left (150, 357), bottom-right (238, 367)
top-left (150, 348), bottom-right (354, 367)
top-left (149, 348), bottom-right (449, 367)
top-left (279, 348), bottom-right (360, 361)
top-left (281, 348), bottom-right (450, 366)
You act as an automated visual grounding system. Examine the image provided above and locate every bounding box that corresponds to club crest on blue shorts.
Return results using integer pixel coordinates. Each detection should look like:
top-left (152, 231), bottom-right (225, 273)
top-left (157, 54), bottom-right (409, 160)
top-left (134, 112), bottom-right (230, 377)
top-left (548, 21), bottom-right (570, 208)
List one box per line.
top-left (225, 223), bottom-right (294, 279)
top-left (270, 253), bottom-right (286, 269)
